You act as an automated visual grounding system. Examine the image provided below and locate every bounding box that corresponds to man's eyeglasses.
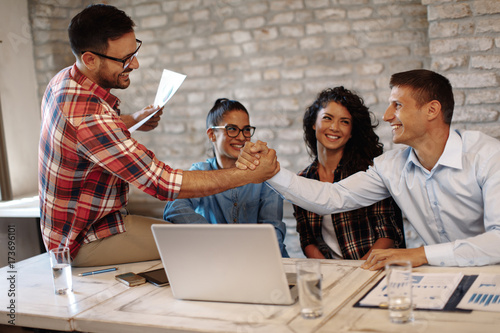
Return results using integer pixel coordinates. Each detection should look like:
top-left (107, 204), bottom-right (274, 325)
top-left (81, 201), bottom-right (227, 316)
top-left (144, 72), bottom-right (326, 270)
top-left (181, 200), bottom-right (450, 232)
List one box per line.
top-left (81, 39), bottom-right (142, 70)
top-left (211, 125), bottom-right (256, 138)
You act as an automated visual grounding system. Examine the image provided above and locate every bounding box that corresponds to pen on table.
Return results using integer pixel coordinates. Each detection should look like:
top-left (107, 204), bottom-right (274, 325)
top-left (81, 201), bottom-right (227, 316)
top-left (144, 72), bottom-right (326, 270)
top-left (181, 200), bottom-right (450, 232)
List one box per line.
top-left (78, 267), bottom-right (118, 276)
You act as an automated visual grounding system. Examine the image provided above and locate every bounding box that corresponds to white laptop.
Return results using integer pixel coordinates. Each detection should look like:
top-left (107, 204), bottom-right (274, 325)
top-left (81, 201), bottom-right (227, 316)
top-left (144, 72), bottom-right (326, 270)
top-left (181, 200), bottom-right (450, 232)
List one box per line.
top-left (151, 223), bottom-right (298, 305)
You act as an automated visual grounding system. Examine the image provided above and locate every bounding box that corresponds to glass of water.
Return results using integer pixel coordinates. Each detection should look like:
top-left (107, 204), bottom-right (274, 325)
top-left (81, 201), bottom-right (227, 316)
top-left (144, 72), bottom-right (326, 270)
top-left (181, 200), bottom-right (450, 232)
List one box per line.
top-left (296, 260), bottom-right (323, 319)
top-left (385, 260), bottom-right (413, 323)
top-left (49, 247), bottom-right (73, 295)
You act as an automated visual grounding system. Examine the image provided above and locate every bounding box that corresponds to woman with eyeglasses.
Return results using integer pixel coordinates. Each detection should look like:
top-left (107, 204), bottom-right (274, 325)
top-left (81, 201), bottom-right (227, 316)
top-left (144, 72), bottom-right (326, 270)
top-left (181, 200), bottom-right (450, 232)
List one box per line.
top-left (294, 87), bottom-right (405, 260)
top-left (163, 98), bottom-right (289, 257)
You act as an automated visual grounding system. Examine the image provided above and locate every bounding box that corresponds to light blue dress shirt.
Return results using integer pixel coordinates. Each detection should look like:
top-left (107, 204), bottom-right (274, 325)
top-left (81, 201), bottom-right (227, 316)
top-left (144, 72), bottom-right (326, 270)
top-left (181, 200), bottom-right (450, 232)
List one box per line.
top-left (164, 157), bottom-right (289, 257)
top-left (267, 130), bottom-right (500, 266)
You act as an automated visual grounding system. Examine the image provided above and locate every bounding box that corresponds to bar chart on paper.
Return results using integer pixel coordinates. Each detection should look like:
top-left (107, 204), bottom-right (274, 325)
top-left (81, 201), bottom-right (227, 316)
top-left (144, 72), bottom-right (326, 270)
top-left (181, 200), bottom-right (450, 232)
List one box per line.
top-left (458, 274), bottom-right (500, 312)
top-left (358, 273), bottom-right (463, 310)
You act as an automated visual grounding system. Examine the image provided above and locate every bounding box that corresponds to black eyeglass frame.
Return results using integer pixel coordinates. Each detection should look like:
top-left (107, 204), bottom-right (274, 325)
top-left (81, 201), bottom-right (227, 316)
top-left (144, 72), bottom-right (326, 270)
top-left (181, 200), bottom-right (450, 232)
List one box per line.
top-left (81, 39), bottom-right (142, 69)
top-left (211, 125), bottom-right (256, 138)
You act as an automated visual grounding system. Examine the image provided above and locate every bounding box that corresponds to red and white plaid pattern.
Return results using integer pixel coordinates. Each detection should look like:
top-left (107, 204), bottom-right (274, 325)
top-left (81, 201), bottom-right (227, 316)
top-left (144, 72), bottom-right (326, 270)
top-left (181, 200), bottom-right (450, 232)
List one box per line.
top-left (39, 64), bottom-right (182, 259)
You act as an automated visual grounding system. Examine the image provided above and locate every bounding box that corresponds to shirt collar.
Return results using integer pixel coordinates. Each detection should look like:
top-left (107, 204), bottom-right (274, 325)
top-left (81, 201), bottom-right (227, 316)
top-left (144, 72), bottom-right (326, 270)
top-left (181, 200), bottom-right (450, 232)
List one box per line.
top-left (69, 64), bottom-right (121, 112)
top-left (436, 129), bottom-right (462, 169)
top-left (406, 129), bottom-right (463, 171)
top-left (208, 157), bottom-right (219, 170)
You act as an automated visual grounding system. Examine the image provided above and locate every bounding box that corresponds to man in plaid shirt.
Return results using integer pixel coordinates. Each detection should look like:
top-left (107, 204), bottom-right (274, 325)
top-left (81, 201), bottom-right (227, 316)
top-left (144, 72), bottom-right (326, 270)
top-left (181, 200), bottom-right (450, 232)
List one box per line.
top-left (39, 4), bottom-right (279, 266)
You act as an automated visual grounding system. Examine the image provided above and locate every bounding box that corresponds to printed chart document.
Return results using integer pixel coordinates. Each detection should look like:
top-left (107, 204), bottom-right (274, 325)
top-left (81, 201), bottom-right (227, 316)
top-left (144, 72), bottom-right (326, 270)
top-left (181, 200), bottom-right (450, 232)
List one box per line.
top-left (129, 69), bottom-right (186, 133)
top-left (457, 274), bottom-right (500, 312)
top-left (358, 272), bottom-right (464, 310)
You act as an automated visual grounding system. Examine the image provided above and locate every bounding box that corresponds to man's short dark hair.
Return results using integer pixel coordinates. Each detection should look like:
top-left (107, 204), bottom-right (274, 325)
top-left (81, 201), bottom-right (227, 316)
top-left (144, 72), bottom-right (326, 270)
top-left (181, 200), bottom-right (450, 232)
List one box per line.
top-left (68, 4), bottom-right (135, 58)
top-left (390, 69), bottom-right (455, 125)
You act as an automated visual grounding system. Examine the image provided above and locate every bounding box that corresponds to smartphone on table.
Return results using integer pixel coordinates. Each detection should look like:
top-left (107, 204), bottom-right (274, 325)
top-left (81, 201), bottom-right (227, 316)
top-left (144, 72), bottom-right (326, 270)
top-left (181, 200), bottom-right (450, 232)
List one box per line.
top-left (115, 272), bottom-right (146, 287)
top-left (137, 268), bottom-right (169, 287)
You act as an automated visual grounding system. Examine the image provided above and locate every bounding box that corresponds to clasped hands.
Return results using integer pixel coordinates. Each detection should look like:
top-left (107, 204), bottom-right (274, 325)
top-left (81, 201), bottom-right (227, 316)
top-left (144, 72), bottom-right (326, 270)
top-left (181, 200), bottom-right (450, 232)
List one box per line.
top-left (236, 140), bottom-right (280, 183)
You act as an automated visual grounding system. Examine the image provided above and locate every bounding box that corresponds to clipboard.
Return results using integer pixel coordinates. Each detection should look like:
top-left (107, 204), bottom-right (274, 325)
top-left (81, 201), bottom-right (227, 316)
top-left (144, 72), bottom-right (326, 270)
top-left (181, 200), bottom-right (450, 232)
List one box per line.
top-left (353, 274), bottom-right (478, 312)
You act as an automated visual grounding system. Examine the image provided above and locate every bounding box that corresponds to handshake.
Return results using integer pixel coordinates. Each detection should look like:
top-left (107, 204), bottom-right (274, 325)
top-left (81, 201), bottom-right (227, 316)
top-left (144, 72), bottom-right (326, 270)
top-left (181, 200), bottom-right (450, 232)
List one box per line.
top-left (236, 140), bottom-right (280, 183)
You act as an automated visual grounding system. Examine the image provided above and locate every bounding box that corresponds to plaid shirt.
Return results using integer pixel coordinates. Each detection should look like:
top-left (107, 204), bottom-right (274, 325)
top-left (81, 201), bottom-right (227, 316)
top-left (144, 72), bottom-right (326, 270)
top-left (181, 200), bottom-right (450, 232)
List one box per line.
top-left (39, 64), bottom-right (183, 259)
top-left (293, 159), bottom-right (404, 259)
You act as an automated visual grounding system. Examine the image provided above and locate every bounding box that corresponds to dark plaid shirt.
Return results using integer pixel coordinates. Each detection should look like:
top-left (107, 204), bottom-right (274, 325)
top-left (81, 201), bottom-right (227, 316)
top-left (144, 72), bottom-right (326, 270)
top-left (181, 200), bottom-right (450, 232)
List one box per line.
top-left (293, 159), bottom-right (404, 259)
top-left (39, 65), bottom-right (183, 259)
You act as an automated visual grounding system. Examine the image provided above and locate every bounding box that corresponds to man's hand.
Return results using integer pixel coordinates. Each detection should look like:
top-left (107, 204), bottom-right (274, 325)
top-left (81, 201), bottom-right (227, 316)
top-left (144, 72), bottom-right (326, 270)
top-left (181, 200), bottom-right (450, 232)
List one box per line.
top-left (244, 144), bottom-right (280, 183)
top-left (235, 141), bottom-right (269, 170)
top-left (360, 247), bottom-right (428, 270)
top-left (121, 105), bottom-right (164, 132)
top-left (179, 146), bottom-right (279, 199)
top-left (135, 105), bottom-right (163, 131)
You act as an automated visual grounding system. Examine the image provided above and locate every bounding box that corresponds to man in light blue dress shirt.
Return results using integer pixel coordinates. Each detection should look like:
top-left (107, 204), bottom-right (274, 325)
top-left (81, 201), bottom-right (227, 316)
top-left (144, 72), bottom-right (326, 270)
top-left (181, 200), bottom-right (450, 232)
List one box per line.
top-left (237, 69), bottom-right (500, 269)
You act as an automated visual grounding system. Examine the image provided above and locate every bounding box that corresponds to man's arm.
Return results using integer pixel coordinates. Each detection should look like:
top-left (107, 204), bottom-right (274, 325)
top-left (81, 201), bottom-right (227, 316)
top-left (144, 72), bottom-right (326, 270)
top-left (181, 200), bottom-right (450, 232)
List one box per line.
top-left (178, 147), bottom-right (279, 199)
top-left (237, 141), bottom-right (391, 216)
top-left (80, 111), bottom-right (279, 202)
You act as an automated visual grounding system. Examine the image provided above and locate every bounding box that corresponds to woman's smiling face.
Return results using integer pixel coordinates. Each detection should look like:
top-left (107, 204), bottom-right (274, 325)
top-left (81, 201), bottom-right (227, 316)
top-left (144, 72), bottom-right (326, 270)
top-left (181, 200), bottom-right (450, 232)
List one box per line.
top-left (209, 109), bottom-right (251, 168)
top-left (313, 101), bottom-right (352, 154)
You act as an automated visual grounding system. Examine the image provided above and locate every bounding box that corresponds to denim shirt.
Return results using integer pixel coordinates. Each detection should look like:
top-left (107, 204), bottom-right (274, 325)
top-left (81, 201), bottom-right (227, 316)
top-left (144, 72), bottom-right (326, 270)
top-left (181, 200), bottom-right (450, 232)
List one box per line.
top-left (163, 157), bottom-right (288, 257)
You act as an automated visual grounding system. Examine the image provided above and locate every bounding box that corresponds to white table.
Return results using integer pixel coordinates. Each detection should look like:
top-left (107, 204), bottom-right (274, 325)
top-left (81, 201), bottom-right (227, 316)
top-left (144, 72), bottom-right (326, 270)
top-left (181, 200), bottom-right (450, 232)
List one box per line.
top-left (1, 254), bottom-right (499, 332)
top-left (0, 254), bottom-right (160, 331)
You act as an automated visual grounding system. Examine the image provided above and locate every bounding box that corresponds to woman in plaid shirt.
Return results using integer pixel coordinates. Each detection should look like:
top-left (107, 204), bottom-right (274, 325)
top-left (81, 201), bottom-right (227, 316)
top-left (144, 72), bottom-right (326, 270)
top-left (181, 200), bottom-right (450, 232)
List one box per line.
top-left (293, 87), bottom-right (405, 260)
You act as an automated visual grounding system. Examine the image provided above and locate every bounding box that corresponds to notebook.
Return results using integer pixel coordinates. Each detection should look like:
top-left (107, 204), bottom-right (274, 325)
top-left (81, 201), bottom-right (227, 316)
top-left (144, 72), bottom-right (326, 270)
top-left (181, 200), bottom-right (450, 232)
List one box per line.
top-left (151, 223), bottom-right (298, 305)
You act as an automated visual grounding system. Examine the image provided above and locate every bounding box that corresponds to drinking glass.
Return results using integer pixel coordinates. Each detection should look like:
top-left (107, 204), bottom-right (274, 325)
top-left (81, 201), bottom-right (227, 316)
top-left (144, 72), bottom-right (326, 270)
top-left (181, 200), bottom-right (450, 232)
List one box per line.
top-left (49, 247), bottom-right (73, 295)
top-left (296, 260), bottom-right (323, 319)
top-left (385, 260), bottom-right (413, 323)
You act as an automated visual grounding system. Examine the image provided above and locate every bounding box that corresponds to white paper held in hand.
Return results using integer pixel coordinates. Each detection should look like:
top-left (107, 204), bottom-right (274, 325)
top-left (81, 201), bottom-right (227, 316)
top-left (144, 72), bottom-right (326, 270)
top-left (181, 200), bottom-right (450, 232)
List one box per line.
top-left (128, 69), bottom-right (186, 133)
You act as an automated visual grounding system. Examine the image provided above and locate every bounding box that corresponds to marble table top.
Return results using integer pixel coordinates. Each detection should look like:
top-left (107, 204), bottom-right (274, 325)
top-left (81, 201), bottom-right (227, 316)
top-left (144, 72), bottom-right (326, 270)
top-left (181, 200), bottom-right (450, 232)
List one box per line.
top-left (0, 254), bottom-right (160, 331)
top-left (1, 254), bottom-right (500, 332)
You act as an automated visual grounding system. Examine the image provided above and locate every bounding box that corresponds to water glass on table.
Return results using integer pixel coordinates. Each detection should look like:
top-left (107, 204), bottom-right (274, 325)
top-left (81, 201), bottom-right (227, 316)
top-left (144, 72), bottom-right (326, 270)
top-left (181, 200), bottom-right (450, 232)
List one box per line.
top-left (49, 247), bottom-right (73, 295)
top-left (385, 260), bottom-right (413, 323)
top-left (296, 260), bottom-right (323, 319)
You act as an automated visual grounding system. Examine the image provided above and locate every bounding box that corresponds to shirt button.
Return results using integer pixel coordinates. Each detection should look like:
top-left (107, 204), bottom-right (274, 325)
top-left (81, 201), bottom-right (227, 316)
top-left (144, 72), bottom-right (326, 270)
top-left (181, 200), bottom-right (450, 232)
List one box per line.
top-left (234, 203), bottom-right (237, 206)
top-left (233, 218), bottom-right (237, 222)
